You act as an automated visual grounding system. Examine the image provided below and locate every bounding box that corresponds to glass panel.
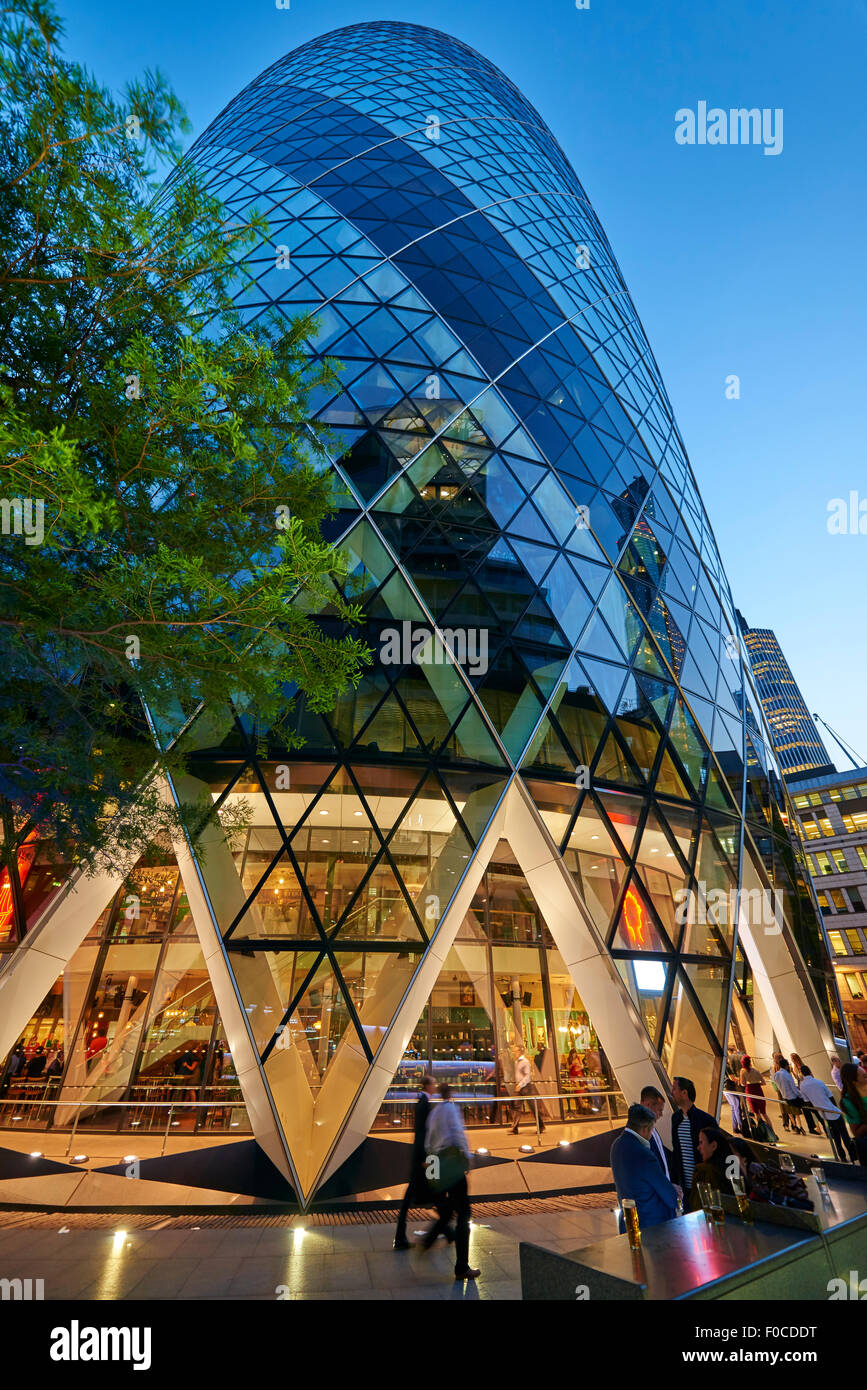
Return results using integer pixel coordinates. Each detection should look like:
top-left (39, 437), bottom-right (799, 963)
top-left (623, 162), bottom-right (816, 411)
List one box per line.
top-left (660, 971), bottom-right (720, 1112)
top-left (547, 944), bottom-right (611, 1110)
top-left (63, 942), bottom-right (162, 1104)
top-left (388, 774), bottom-right (474, 930)
top-left (232, 852), bottom-right (319, 941)
top-left (611, 878), bottom-right (671, 952)
top-left (131, 943), bottom-right (215, 1104)
top-left (487, 853), bottom-right (542, 943)
top-left (563, 799), bottom-right (627, 934)
top-left (616, 957), bottom-right (669, 1049)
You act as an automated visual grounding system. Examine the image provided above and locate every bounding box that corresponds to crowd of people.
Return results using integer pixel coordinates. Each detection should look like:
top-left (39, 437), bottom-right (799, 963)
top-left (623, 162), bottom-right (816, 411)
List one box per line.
top-left (723, 1048), bottom-right (867, 1164)
top-left (612, 1053), bottom-right (867, 1235)
top-left (391, 1049), bottom-right (867, 1283)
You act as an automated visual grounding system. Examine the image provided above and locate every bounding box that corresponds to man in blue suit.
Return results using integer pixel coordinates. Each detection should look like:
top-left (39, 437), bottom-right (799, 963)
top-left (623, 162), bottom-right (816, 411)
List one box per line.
top-left (610, 1103), bottom-right (680, 1231)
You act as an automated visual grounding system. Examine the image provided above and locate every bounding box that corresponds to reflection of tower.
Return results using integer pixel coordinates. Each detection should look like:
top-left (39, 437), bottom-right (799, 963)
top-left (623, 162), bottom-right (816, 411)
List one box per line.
top-left (610, 474), bottom-right (650, 549)
top-left (610, 474), bottom-right (688, 676)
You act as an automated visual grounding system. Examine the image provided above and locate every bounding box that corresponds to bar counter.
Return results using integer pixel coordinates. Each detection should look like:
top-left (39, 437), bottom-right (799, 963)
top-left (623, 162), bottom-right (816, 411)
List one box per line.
top-left (520, 1176), bottom-right (867, 1300)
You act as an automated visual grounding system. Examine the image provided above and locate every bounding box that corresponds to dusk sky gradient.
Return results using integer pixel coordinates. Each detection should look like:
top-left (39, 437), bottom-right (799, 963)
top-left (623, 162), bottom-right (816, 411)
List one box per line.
top-left (62, 0), bottom-right (867, 765)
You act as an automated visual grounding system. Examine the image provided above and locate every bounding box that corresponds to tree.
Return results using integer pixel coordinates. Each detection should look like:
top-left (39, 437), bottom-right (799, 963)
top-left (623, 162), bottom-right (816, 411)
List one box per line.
top-left (0, 0), bottom-right (368, 904)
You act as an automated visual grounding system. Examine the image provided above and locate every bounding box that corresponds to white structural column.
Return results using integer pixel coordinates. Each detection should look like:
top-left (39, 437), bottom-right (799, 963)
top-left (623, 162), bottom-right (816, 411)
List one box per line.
top-left (0, 864), bottom-right (127, 1062)
top-left (736, 844), bottom-right (836, 1084)
top-left (165, 773), bottom-right (297, 1188)
top-left (319, 778), bottom-right (674, 1187)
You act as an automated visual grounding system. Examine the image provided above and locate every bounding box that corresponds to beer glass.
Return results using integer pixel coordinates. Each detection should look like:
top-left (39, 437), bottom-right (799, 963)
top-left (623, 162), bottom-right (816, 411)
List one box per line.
top-left (731, 1175), bottom-right (754, 1225)
top-left (697, 1181), bottom-right (713, 1221)
top-left (707, 1188), bottom-right (725, 1226)
top-left (622, 1197), bottom-right (641, 1250)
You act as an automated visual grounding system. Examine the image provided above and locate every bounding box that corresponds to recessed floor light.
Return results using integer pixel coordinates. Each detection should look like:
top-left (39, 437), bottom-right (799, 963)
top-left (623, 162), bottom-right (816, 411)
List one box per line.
top-left (519, 1144), bottom-right (534, 1152)
top-left (71, 1154), bottom-right (88, 1164)
top-left (476, 1147), bottom-right (489, 1155)
top-left (29, 1151), bottom-right (43, 1158)
top-left (559, 1139), bottom-right (571, 1147)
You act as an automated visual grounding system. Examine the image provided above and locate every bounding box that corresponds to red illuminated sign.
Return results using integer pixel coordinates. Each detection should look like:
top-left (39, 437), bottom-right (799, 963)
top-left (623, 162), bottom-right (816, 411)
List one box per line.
top-left (623, 887), bottom-right (648, 947)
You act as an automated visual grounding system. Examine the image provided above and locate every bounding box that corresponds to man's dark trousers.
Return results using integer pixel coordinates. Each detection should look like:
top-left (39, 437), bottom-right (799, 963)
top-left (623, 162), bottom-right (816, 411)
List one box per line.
top-left (425, 1177), bottom-right (470, 1272)
top-left (395, 1090), bottom-right (432, 1244)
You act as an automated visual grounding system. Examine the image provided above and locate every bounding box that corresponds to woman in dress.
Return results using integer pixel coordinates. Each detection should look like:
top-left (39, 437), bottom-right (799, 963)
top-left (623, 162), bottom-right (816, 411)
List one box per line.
top-left (839, 1062), bottom-right (867, 1167)
top-left (739, 1054), bottom-right (767, 1117)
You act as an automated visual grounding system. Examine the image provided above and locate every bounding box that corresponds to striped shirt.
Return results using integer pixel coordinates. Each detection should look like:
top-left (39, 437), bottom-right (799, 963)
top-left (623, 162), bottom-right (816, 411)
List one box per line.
top-left (678, 1117), bottom-right (696, 1190)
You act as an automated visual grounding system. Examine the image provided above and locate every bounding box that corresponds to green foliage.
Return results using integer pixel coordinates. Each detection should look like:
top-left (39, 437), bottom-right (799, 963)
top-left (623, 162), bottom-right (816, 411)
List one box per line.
top-left (0, 1), bottom-right (368, 879)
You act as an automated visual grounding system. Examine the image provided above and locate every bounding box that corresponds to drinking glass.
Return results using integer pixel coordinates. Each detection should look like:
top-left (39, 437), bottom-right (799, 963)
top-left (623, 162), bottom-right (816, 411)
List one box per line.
top-left (622, 1198), bottom-right (641, 1250)
top-left (731, 1175), bottom-right (754, 1225)
top-left (697, 1181), bottom-right (713, 1221)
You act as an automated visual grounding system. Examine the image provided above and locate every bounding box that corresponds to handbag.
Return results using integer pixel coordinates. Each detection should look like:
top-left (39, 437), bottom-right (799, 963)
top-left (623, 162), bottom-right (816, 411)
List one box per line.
top-left (426, 1145), bottom-right (470, 1194)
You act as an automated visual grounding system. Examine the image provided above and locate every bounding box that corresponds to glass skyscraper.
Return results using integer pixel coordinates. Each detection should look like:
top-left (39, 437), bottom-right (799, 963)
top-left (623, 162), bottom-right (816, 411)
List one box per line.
top-left (740, 618), bottom-right (834, 778)
top-left (0, 22), bottom-right (844, 1207)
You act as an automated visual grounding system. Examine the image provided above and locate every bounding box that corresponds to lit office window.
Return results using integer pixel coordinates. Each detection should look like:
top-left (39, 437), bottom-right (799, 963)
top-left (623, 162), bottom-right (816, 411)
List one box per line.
top-left (846, 929), bottom-right (865, 952)
top-left (827, 931), bottom-right (847, 955)
top-left (832, 849), bottom-right (851, 873)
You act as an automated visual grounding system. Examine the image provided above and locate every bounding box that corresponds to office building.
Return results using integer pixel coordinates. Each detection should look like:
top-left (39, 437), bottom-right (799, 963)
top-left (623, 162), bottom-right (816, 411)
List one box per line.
top-left (0, 22), bottom-right (842, 1208)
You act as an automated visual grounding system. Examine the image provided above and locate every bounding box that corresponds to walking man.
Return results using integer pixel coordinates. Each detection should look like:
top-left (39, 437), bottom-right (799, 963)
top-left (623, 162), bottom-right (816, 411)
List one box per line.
top-left (510, 1045), bottom-right (544, 1134)
top-left (394, 1074), bottom-right (437, 1250)
top-left (423, 1083), bottom-right (480, 1281)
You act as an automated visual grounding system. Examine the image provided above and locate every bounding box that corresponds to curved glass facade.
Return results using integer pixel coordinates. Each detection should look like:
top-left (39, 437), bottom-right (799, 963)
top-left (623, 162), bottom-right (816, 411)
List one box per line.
top-left (0, 21), bottom-right (843, 1206)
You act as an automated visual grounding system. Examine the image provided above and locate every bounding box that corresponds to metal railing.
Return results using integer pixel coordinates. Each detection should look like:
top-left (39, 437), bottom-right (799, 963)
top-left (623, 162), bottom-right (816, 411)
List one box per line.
top-left (0, 1085), bottom-right (251, 1141)
top-left (721, 1085), bottom-right (858, 1163)
top-left (372, 1088), bottom-right (628, 1136)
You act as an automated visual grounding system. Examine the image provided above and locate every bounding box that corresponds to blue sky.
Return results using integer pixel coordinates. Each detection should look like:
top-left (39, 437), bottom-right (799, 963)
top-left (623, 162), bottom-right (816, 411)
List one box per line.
top-left (62, 0), bottom-right (867, 766)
